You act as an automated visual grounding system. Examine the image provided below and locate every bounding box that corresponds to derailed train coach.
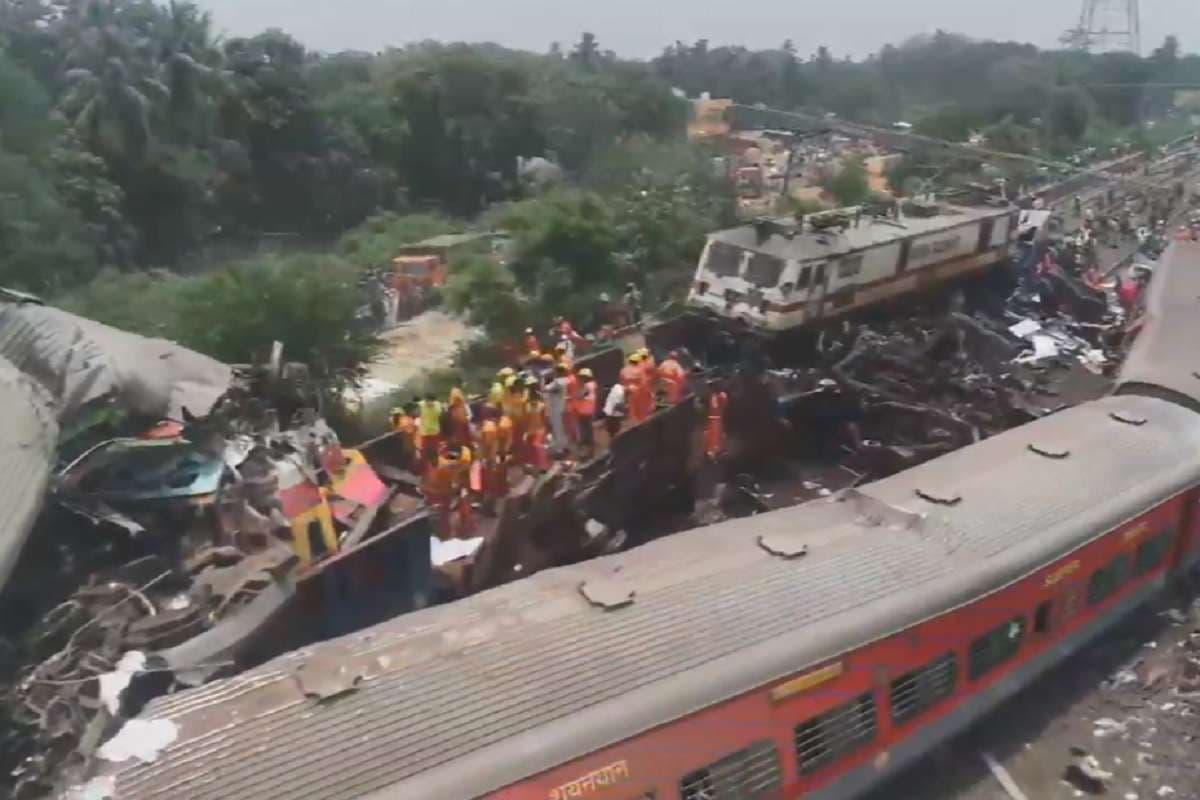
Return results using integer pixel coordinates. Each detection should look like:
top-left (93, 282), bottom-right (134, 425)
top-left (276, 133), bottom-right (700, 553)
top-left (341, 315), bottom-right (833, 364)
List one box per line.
top-left (76, 241), bottom-right (1200, 800)
top-left (686, 203), bottom-right (1017, 333)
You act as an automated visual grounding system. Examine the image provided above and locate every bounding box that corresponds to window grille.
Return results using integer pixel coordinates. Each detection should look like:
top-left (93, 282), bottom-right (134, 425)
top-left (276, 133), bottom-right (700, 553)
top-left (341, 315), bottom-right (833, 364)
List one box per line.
top-left (890, 652), bottom-right (957, 725)
top-left (680, 739), bottom-right (782, 800)
top-left (794, 692), bottom-right (877, 775)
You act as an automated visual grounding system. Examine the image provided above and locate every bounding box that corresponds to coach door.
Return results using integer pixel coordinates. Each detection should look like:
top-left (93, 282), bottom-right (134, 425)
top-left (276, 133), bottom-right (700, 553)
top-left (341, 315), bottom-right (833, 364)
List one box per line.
top-left (977, 219), bottom-right (995, 254)
top-left (806, 262), bottom-right (828, 321)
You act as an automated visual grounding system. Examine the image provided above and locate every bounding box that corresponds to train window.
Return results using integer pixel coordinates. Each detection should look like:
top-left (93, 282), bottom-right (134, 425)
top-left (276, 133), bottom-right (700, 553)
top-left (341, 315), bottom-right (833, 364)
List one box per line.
top-left (968, 617), bottom-right (1026, 680)
top-left (814, 263), bottom-right (827, 285)
top-left (890, 652), bottom-right (957, 726)
top-left (837, 254), bottom-right (864, 279)
top-left (1034, 601), bottom-right (1053, 634)
top-left (797, 266), bottom-right (812, 289)
top-left (706, 242), bottom-right (743, 277)
top-left (1088, 554), bottom-right (1133, 606)
top-left (1135, 530), bottom-right (1174, 575)
top-left (679, 739), bottom-right (782, 800)
top-left (745, 253), bottom-right (786, 287)
top-left (794, 691), bottom-right (877, 775)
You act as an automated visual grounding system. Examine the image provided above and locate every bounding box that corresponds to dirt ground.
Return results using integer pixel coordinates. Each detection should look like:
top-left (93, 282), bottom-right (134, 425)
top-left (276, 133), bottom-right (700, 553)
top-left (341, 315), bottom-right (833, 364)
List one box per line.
top-left (361, 310), bottom-right (478, 399)
top-left (866, 580), bottom-right (1200, 800)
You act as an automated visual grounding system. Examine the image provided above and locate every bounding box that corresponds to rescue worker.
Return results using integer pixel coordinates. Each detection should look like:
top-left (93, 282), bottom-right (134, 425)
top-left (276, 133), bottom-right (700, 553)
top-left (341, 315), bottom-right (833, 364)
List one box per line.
top-left (657, 350), bottom-right (688, 404)
top-left (562, 362), bottom-right (580, 445)
top-left (446, 387), bottom-right (472, 447)
top-left (633, 350), bottom-right (657, 422)
top-left (422, 443), bottom-right (458, 537)
top-left (704, 387), bottom-right (729, 461)
top-left (524, 380), bottom-right (550, 471)
top-left (477, 417), bottom-right (507, 513)
top-left (619, 352), bottom-right (646, 423)
top-left (417, 393), bottom-right (445, 467)
top-left (574, 367), bottom-right (598, 456)
top-left (555, 337), bottom-right (575, 366)
top-left (523, 327), bottom-right (540, 354)
top-left (603, 380), bottom-right (626, 441)
top-left (544, 363), bottom-right (571, 458)
top-left (497, 413), bottom-right (515, 463)
top-left (390, 403), bottom-right (420, 471)
top-left (487, 368), bottom-right (515, 418)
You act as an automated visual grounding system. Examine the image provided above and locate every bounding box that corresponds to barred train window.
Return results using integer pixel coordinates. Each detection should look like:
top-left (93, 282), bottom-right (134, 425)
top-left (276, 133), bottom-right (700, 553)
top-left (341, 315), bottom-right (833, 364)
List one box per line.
top-left (679, 739), bottom-right (782, 800)
top-left (890, 652), bottom-right (957, 725)
top-left (1135, 530), bottom-right (1173, 575)
top-left (794, 691), bottom-right (877, 775)
top-left (1088, 553), bottom-right (1132, 606)
top-left (968, 617), bottom-right (1026, 681)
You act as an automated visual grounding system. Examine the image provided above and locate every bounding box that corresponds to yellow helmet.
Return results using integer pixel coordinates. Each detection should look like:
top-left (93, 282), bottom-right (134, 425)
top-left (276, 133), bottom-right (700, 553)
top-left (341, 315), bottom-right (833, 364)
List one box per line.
top-left (578, 367), bottom-right (594, 379)
top-left (498, 367), bottom-right (515, 379)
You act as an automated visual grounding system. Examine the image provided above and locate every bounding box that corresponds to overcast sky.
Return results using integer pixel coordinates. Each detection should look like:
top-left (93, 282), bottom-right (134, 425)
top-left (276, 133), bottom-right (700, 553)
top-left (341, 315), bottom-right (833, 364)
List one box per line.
top-left (194, 0), bottom-right (1200, 60)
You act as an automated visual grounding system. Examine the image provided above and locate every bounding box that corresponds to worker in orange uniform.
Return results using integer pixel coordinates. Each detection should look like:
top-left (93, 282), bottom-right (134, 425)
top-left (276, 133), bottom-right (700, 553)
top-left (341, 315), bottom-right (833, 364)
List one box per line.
top-left (562, 362), bottom-right (580, 446)
top-left (417, 394), bottom-right (445, 468)
top-left (390, 403), bottom-right (420, 471)
top-left (657, 351), bottom-right (688, 405)
top-left (446, 443), bottom-right (475, 535)
top-left (446, 387), bottom-right (472, 448)
top-left (422, 444), bottom-right (457, 537)
top-left (476, 417), bottom-right (506, 513)
top-left (705, 387), bottom-right (729, 461)
top-left (524, 327), bottom-right (540, 354)
top-left (636, 349), bottom-right (658, 421)
top-left (620, 353), bottom-right (649, 424)
top-left (524, 379), bottom-right (551, 471)
top-left (503, 376), bottom-right (528, 449)
top-left (574, 367), bottom-right (598, 457)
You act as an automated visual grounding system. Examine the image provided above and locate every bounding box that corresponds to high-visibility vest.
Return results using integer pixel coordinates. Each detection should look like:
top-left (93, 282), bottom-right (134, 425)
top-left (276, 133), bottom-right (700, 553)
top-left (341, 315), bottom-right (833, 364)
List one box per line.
top-left (575, 380), bottom-right (597, 417)
top-left (503, 389), bottom-right (527, 422)
top-left (488, 381), bottom-right (506, 408)
top-left (418, 401), bottom-right (444, 436)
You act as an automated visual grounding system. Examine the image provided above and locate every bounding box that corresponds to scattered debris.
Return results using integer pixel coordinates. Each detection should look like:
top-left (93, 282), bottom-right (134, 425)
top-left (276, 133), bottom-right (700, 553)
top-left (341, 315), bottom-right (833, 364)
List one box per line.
top-left (96, 719), bottom-right (178, 764)
top-left (983, 751), bottom-right (1031, 800)
top-left (1063, 754), bottom-right (1113, 794)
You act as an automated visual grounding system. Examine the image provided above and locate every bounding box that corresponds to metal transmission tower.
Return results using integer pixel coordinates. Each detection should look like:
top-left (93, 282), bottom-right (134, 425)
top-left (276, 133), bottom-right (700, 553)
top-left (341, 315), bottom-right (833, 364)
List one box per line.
top-left (1065, 0), bottom-right (1137, 53)
top-left (1061, 0), bottom-right (1141, 54)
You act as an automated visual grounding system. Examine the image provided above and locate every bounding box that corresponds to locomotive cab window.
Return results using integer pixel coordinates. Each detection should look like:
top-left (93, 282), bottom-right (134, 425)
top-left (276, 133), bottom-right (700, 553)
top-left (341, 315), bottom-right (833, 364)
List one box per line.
top-left (746, 253), bottom-right (785, 288)
top-left (797, 266), bottom-right (812, 290)
top-left (679, 740), bottom-right (782, 800)
top-left (706, 242), bottom-right (744, 278)
top-left (890, 652), bottom-right (957, 725)
top-left (968, 617), bottom-right (1026, 680)
top-left (794, 691), bottom-right (877, 775)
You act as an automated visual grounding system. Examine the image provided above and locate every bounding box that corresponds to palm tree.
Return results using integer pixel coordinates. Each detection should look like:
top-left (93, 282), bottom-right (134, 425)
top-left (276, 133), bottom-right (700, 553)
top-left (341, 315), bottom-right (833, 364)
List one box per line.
top-left (56, 0), bottom-right (169, 161)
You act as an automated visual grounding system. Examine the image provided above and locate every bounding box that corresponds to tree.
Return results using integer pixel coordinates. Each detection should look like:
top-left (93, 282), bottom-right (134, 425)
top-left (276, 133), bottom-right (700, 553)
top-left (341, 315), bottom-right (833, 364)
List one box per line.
top-left (1047, 86), bottom-right (1091, 142)
top-left (828, 157), bottom-right (870, 206)
top-left (571, 32), bottom-right (601, 70)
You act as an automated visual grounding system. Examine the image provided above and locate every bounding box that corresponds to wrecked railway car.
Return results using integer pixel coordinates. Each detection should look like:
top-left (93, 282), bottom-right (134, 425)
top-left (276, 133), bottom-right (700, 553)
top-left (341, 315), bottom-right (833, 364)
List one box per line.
top-left (79, 241), bottom-right (1200, 800)
top-left (686, 202), bottom-right (1017, 333)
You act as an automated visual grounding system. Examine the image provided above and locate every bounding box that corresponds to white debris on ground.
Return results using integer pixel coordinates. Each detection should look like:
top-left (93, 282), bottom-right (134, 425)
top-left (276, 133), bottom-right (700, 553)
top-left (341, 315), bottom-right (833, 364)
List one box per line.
top-left (430, 536), bottom-right (485, 567)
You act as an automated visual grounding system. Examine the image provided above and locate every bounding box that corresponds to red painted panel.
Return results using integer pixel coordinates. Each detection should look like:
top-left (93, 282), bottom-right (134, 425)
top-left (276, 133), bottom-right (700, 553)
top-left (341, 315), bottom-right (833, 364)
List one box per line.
top-left (490, 496), bottom-right (1191, 800)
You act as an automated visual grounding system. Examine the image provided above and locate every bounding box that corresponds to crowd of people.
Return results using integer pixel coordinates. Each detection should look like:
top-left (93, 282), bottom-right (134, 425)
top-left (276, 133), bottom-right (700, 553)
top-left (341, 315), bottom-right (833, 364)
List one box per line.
top-left (388, 318), bottom-right (700, 537)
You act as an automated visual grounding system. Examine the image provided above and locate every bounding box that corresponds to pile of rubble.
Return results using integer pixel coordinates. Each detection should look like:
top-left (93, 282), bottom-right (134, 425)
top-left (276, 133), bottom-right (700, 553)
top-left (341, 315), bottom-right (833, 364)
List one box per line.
top-left (0, 295), bottom-right (428, 798)
top-left (764, 287), bottom-right (1125, 480)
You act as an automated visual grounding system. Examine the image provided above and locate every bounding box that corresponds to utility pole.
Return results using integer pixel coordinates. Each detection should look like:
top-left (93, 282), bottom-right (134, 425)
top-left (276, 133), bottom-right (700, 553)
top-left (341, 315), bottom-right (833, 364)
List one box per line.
top-left (1061, 0), bottom-right (1141, 55)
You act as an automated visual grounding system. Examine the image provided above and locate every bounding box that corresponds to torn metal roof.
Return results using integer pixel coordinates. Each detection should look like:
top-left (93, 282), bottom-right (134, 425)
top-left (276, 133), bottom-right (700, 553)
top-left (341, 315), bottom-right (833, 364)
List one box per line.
top-left (0, 353), bottom-right (58, 591)
top-left (0, 297), bottom-right (232, 427)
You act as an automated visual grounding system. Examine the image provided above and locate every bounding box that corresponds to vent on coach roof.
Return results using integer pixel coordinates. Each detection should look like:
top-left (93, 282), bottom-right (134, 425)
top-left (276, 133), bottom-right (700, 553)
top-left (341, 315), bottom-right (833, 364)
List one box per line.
top-left (578, 578), bottom-right (634, 610)
top-left (915, 488), bottom-right (962, 506)
top-left (1027, 443), bottom-right (1070, 460)
top-left (1110, 411), bottom-right (1147, 426)
top-left (758, 531), bottom-right (809, 559)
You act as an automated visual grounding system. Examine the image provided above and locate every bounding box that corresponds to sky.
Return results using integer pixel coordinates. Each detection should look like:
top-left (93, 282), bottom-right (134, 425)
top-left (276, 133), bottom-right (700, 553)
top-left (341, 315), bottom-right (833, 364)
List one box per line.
top-left (194, 0), bottom-right (1200, 61)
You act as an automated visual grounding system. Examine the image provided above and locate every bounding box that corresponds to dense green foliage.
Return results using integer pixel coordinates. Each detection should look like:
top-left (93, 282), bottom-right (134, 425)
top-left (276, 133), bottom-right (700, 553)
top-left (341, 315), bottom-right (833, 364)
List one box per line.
top-left (3, 2), bottom-right (1198, 374)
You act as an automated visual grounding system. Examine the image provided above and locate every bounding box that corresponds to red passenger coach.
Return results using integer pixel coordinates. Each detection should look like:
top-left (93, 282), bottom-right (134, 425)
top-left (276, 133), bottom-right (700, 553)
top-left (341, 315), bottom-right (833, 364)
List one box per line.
top-left (90, 243), bottom-right (1200, 800)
